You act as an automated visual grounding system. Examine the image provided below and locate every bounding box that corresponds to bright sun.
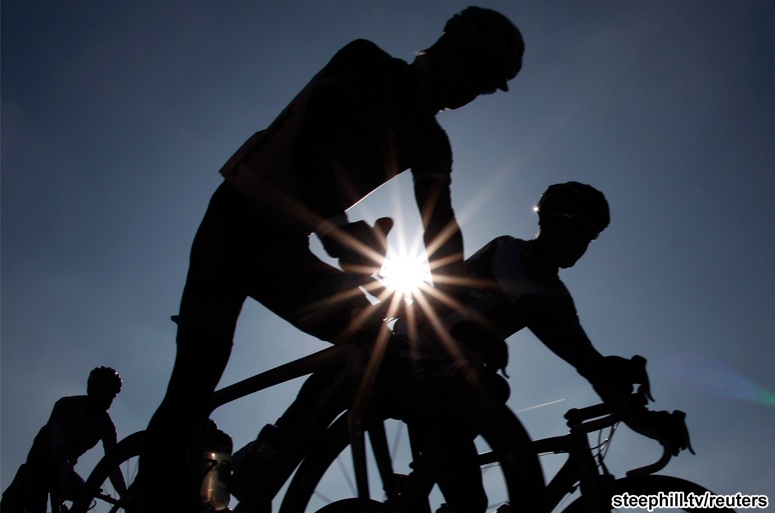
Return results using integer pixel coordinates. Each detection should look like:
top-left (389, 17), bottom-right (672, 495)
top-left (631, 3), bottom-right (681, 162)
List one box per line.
top-left (379, 249), bottom-right (431, 298)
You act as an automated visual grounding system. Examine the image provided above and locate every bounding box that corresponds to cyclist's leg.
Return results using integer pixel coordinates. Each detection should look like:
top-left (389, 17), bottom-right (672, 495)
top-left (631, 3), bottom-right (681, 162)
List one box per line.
top-left (279, 401), bottom-right (538, 513)
top-left (22, 457), bottom-right (55, 513)
top-left (137, 183), bottom-right (258, 512)
top-left (280, 359), bottom-right (544, 513)
top-left (244, 229), bottom-right (375, 344)
top-left (231, 363), bottom-right (355, 504)
top-left (1, 464), bottom-right (27, 512)
top-left (230, 217), bottom-right (379, 489)
top-left (416, 424), bottom-right (488, 513)
top-left (403, 376), bottom-right (508, 513)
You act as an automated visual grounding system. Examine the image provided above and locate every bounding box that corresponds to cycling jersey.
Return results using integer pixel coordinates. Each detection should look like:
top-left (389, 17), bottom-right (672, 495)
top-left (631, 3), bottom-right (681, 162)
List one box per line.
top-left (396, 236), bottom-right (591, 366)
top-left (29, 396), bottom-right (117, 468)
top-left (219, 39), bottom-right (452, 236)
top-left (456, 236), bottom-right (582, 337)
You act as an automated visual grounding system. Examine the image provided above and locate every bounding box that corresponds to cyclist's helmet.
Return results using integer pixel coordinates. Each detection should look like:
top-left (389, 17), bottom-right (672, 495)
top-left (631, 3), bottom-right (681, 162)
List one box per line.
top-left (442, 6), bottom-right (525, 92)
top-left (87, 366), bottom-right (122, 395)
top-left (535, 182), bottom-right (610, 240)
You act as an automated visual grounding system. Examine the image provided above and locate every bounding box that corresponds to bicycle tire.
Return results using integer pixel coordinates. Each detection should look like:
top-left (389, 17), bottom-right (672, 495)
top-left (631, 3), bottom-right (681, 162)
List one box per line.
top-left (70, 431), bottom-right (146, 513)
top-left (279, 399), bottom-right (544, 513)
top-left (559, 475), bottom-right (737, 512)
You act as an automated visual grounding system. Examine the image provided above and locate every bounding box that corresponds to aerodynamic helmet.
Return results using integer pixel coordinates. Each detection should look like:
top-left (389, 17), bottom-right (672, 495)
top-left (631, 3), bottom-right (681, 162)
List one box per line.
top-left (87, 366), bottom-right (123, 395)
top-left (536, 182), bottom-right (610, 240)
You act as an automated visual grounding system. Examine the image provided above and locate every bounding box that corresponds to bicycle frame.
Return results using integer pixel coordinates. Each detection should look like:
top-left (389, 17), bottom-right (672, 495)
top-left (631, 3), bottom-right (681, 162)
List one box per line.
top-left (216, 344), bottom-right (354, 503)
top-left (208, 344), bottom-right (353, 411)
top-left (476, 394), bottom-right (677, 513)
top-left (205, 328), bottom-right (400, 509)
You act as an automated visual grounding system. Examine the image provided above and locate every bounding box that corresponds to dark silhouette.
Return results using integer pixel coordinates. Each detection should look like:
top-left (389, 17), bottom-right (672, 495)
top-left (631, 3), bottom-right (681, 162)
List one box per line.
top-left (384, 182), bottom-right (692, 512)
top-left (1, 367), bottom-right (126, 513)
top-left (136, 6), bottom-right (524, 512)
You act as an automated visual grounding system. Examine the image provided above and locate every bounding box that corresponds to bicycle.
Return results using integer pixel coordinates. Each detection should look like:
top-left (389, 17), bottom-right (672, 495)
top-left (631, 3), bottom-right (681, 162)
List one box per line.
top-left (278, 386), bottom-right (736, 513)
top-left (68, 320), bottom-right (543, 513)
top-left (525, 392), bottom-right (735, 512)
top-left (69, 331), bottom-right (734, 513)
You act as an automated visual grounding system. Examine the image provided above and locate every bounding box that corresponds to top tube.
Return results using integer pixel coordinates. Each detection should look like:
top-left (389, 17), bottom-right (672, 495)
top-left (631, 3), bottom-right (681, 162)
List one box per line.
top-left (208, 344), bottom-right (353, 411)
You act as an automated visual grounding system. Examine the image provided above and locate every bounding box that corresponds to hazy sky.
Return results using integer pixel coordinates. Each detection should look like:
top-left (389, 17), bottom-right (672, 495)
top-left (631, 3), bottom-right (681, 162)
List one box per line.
top-left (2, 0), bottom-right (774, 506)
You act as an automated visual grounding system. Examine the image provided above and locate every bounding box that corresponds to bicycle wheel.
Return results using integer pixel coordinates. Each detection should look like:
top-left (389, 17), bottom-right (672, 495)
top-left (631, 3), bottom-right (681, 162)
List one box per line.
top-left (70, 431), bottom-right (145, 513)
top-left (559, 475), bottom-right (737, 512)
top-left (279, 399), bottom-right (544, 513)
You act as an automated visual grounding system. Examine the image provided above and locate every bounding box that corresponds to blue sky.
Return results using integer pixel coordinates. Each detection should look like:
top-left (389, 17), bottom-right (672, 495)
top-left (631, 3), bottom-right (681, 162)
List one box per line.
top-left (2, 0), bottom-right (774, 506)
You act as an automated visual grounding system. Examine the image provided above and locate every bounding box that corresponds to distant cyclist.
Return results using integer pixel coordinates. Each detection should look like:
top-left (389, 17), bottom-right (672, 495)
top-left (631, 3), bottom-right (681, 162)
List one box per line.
top-left (1, 367), bottom-right (127, 513)
top-left (386, 182), bottom-right (692, 513)
top-left (137, 6), bottom-right (524, 512)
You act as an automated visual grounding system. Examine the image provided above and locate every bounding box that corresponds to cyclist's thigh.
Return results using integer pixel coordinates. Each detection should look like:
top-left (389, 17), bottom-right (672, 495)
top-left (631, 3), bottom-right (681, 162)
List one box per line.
top-left (22, 460), bottom-right (54, 513)
top-left (247, 235), bottom-right (370, 342)
top-left (178, 183), bottom-right (261, 338)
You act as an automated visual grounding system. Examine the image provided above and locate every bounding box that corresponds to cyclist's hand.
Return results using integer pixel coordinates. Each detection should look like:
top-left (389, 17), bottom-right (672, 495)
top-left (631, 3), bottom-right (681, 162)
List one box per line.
top-left (321, 218), bottom-right (393, 276)
top-left (579, 355), bottom-right (652, 405)
top-left (629, 409), bottom-right (695, 456)
top-left (450, 320), bottom-right (509, 375)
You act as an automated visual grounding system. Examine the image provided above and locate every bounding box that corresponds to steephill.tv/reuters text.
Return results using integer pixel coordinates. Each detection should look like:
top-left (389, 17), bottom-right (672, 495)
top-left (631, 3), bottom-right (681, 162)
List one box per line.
top-left (611, 491), bottom-right (768, 510)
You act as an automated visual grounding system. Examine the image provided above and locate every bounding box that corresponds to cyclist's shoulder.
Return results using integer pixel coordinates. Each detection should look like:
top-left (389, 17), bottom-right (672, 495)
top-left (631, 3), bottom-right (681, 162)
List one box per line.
top-left (333, 39), bottom-right (393, 62)
top-left (51, 395), bottom-right (88, 412)
top-left (325, 39), bottom-right (406, 82)
top-left (467, 236), bottom-right (528, 263)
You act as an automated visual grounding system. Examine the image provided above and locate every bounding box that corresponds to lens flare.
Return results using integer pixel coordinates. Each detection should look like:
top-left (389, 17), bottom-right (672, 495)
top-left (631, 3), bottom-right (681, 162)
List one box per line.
top-left (652, 350), bottom-right (775, 405)
top-left (380, 248), bottom-right (432, 298)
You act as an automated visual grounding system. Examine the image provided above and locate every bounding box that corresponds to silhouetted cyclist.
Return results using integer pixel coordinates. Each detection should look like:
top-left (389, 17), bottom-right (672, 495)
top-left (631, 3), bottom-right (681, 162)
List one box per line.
top-left (1, 367), bottom-right (127, 513)
top-left (387, 182), bottom-right (692, 513)
top-left (136, 6), bottom-right (524, 512)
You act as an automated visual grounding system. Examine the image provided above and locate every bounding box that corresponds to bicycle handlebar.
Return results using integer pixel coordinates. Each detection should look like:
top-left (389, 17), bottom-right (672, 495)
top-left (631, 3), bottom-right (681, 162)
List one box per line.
top-left (563, 392), bottom-right (676, 477)
top-left (564, 392), bottom-right (647, 430)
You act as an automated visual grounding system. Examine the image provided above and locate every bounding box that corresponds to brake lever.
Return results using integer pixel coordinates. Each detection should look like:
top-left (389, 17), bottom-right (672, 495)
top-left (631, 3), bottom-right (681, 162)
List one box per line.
top-left (631, 355), bottom-right (654, 402)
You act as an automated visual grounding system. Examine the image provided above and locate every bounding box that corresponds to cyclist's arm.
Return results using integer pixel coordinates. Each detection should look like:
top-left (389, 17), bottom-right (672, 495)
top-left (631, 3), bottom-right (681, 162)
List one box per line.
top-left (102, 422), bottom-right (128, 495)
top-left (301, 40), bottom-right (395, 232)
top-left (519, 294), bottom-right (603, 371)
top-left (414, 175), bottom-right (465, 299)
top-left (485, 239), bottom-right (603, 370)
top-left (522, 297), bottom-right (646, 403)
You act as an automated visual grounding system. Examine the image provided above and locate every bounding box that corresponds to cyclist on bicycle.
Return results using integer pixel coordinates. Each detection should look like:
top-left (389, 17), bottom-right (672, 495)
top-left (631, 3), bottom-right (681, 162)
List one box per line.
top-left (405, 181), bottom-right (619, 384)
top-left (1, 367), bottom-right (127, 513)
top-left (386, 182), bottom-right (691, 513)
top-left (137, 6), bottom-right (524, 512)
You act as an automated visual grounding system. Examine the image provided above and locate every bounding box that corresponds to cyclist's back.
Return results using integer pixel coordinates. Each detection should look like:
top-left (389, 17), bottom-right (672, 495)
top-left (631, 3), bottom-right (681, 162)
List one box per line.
top-left (221, 39), bottom-right (452, 237)
top-left (28, 395), bottom-right (117, 466)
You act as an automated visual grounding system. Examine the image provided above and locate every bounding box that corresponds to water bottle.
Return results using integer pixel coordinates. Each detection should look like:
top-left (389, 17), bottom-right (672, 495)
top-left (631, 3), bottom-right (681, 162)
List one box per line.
top-left (201, 421), bottom-right (233, 511)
